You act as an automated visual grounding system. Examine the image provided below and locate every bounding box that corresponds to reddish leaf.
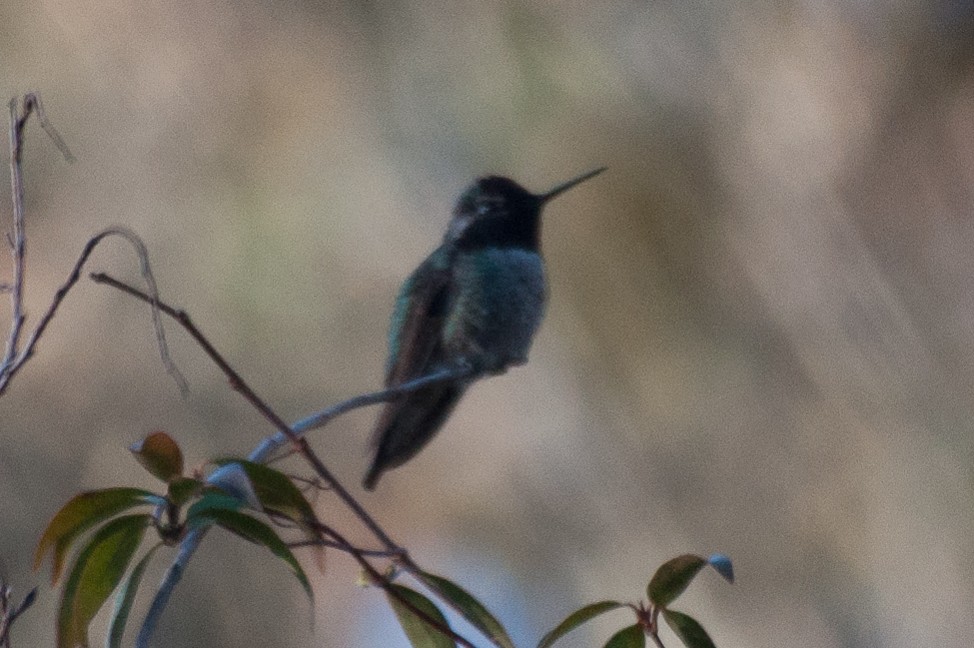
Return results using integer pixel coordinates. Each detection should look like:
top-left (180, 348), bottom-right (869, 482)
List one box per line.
top-left (130, 431), bottom-right (183, 483)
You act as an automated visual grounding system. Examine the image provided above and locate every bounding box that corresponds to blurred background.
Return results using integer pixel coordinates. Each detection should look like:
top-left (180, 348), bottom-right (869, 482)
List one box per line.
top-left (2, 0), bottom-right (974, 646)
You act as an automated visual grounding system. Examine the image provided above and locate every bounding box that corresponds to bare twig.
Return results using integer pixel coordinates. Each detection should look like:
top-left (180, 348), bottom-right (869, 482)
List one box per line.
top-left (1, 94), bottom-right (184, 397)
top-left (0, 583), bottom-right (37, 648)
top-left (2, 94), bottom-right (72, 385)
top-left (135, 529), bottom-right (201, 648)
top-left (0, 228), bottom-right (185, 396)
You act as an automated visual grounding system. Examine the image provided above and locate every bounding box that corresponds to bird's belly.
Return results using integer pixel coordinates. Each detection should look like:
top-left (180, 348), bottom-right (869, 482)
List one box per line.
top-left (447, 248), bottom-right (547, 372)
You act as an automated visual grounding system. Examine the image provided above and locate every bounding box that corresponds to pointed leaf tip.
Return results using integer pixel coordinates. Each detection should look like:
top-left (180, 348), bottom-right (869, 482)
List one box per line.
top-left (56, 514), bottom-right (150, 648)
top-left (537, 601), bottom-right (626, 648)
top-left (417, 571), bottom-right (515, 648)
top-left (386, 585), bottom-right (455, 648)
top-left (187, 507), bottom-right (312, 601)
top-left (34, 487), bottom-right (161, 584)
top-left (648, 553), bottom-right (735, 608)
top-left (707, 554), bottom-right (734, 584)
top-left (662, 609), bottom-right (716, 648)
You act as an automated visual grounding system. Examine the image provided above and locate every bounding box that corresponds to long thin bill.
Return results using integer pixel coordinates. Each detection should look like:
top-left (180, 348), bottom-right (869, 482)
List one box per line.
top-left (538, 167), bottom-right (607, 203)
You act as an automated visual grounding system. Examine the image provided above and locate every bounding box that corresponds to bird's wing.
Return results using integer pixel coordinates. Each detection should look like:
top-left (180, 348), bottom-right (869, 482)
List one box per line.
top-left (365, 249), bottom-right (457, 490)
top-left (384, 249), bottom-right (453, 387)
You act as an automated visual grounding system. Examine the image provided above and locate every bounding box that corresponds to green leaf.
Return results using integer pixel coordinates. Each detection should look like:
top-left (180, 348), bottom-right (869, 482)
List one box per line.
top-left (35, 488), bottom-right (162, 584)
top-left (185, 489), bottom-right (245, 519)
top-left (107, 543), bottom-right (161, 648)
top-left (129, 431), bottom-right (184, 482)
top-left (211, 460), bottom-right (316, 525)
top-left (647, 554), bottom-right (735, 608)
top-left (537, 601), bottom-right (626, 648)
top-left (416, 571), bottom-right (515, 648)
top-left (166, 477), bottom-right (202, 507)
top-left (603, 624), bottom-right (645, 648)
top-left (647, 555), bottom-right (707, 608)
top-left (386, 584), bottom-right (454, 648)
top-left (188, 507), bottom-right (312, 601)
top-left (662, 610), bottom-right (716, 648)
top-left (57, 514), bottom-right (149, 648)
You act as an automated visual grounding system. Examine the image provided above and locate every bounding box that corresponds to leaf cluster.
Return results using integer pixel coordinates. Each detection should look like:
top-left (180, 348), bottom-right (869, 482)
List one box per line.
top-left (33, 432), bottom-right (314, 648)
top-left (375, 553), bottom-right (734, 648)
top-left (33, 431), bottom-right (735, 648)
top-left (537, 554), bottom-right (735, 648)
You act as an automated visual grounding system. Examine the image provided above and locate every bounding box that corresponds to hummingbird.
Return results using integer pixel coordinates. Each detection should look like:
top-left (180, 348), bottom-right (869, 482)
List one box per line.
top-left (363, 167), bottom-right (606, 490)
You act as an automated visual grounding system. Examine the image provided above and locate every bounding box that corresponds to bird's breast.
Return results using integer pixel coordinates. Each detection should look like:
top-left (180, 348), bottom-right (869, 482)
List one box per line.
top-left (446, 247), bottom-right (547, 372)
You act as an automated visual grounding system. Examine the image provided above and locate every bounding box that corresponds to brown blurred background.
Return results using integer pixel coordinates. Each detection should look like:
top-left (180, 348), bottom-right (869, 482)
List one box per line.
top-left (3, 1), bottom-right (974, 646)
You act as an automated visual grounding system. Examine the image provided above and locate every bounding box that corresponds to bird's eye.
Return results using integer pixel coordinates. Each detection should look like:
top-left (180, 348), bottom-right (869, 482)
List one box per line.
top-left (476, 202), bottom-right (491, 216)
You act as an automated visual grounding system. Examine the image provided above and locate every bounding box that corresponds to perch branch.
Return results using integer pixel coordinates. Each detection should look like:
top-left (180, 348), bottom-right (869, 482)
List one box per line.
top-left (92, 272), bottom-right (487, 647)
top-left (92, 271), bottom-right (476, 547)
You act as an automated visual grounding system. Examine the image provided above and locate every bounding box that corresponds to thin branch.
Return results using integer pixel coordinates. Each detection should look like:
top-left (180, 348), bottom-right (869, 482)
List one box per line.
top-left (0, 228), bottom-right (185, 396)
top-left (135, 528), bottom-right (202, 648)
top-left (2, 94), bottom-right (72, 384)
top-left (647, 605), bottom-right (666, 648)
top-left (1, 93), bottom-right (182, 397)
top-left (0, 585), bottom-right (37, 647)
top-left (286, 539), bottom-right (400, 557)
top-left (254, 365), bottom-right (475, 464)
top-left (3, 97), bottom-right (29, 372)
top-left (311, 520), bottom-right (477, 648)
top-left (24, 97), bottom-right (74, 163)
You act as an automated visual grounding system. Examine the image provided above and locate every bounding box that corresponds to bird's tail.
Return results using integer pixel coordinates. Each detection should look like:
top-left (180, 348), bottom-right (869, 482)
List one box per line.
top-left (363, 383), bottom-right (466, 490)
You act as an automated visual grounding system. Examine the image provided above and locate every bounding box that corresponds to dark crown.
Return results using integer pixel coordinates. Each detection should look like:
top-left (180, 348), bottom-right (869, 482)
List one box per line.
top-left (447, 176), bottom-right (542, 251)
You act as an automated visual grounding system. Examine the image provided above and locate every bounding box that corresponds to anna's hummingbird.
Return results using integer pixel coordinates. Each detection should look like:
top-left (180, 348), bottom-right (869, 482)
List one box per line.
top-left (363, 167), bottom-right (606, 490)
